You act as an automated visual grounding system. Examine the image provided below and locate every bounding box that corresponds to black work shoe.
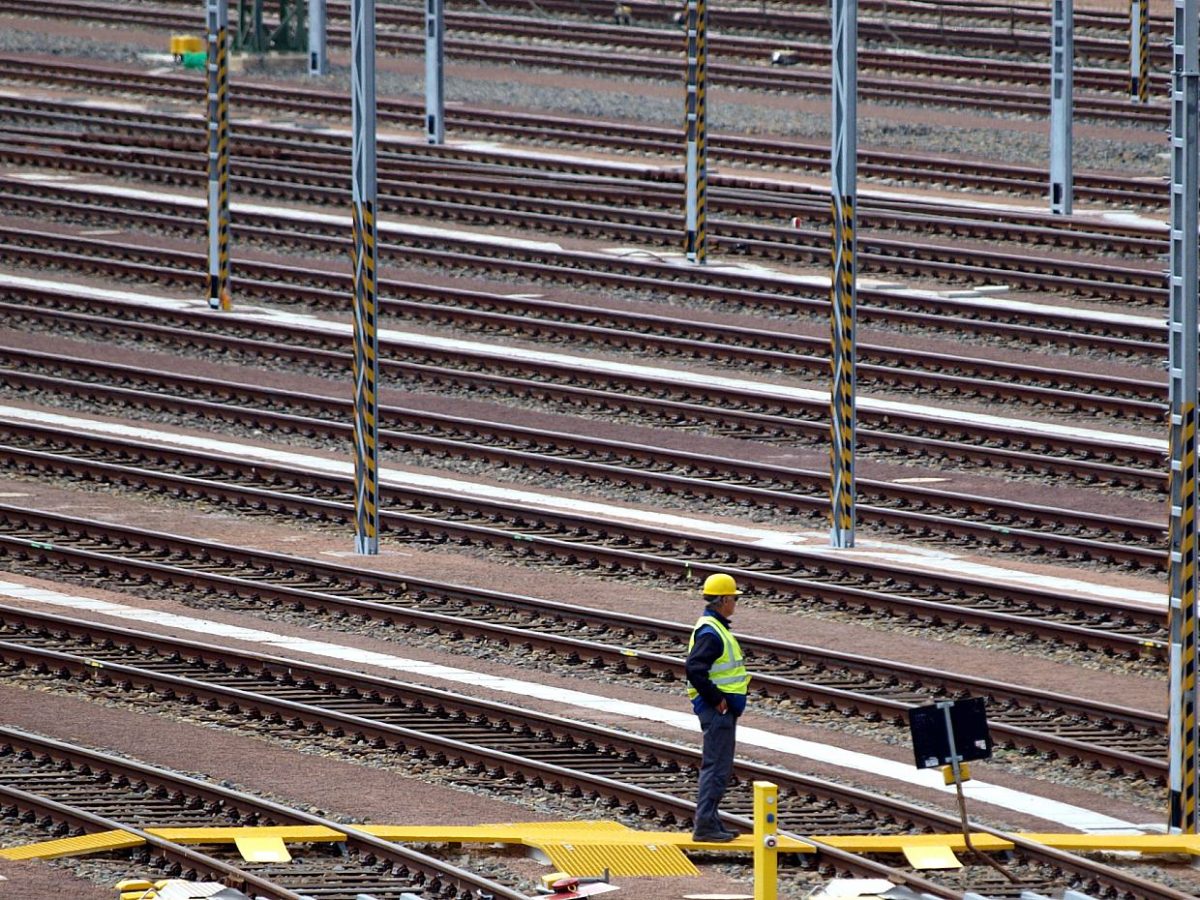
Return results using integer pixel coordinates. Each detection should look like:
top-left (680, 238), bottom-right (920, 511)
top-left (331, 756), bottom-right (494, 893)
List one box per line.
top-left (691, 830), bottom-right (736, 843)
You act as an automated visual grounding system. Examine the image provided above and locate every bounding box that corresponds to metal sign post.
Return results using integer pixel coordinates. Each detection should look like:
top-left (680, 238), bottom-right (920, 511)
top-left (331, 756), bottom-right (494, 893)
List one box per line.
top-left (425, 0), bottom-right (444, 143)
top-left (1167, 0), bottom-right (1200, 835)
top-left (829, 0), bottom-right (857, 549)
top-left (206, 0), bottom-right (232, 311)
top-left (1050, 0), bottom-right (1074, 215)
top-left (351, 0), bottom-right (380, 555)
top-left (683, 0), bottom-right (707, 263)
top-left (909, 699), bottom-right (1014, 881)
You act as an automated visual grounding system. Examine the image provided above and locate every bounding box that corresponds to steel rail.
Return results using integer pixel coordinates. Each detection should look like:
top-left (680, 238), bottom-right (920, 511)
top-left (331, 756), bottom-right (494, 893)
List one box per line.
top-left (0, 287), bottom-right (1166, 497)
top-left (0, 180), bottom-right (1166, 358)
top-left (0, 352), bottom-right (1169, 565)
top-left (479, 0), bottom-right (1174, 63)
top-left (0, 422), bottom-right (1169, 656)
top-left (0, 725), bottom-right (531, 900)
top-left (0, 136), bottom-right (1165, 303)
top-left (0, 783), bottom-right (308, 900)
top-left (0, 204), bottom-right (1166, 359)
top-left (0, 642), bottom-right (1178, 899)
top-left (0, 545), bottom-right (1167, 778)
top-left (0, 57), bottom-right (1167, 207)
top-left (0, 118), bottom-right (1166, 257)
top-left (0, 207), bottom-right (1167, 421)
top-left (0, 0), bottom-right (1168, 125)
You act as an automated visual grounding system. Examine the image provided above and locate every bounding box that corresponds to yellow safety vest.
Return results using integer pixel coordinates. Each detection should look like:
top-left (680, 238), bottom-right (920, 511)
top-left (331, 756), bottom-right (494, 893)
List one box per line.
top-left (686, 614), bottom-right (750, 699)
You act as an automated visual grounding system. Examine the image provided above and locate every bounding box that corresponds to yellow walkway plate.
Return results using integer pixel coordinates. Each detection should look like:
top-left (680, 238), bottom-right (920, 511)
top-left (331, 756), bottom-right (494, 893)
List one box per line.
top-left (0, 829), bottom-right (143, 860)
top-left (234, 834), bottom-right (292, 863)
top-left (540, 842), bottom-right (695, 877)
top-left (901, 844), bottom-right (962, 870)
top-left (1021, 833), bottom-right (1200, 856)
top-left (6, 823), bottom-right (1200, 873)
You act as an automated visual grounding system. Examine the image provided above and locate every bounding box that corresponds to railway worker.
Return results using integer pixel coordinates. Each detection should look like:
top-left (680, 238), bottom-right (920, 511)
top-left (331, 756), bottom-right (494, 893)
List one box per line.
top-left (685, 572), bottom-right (750, 843)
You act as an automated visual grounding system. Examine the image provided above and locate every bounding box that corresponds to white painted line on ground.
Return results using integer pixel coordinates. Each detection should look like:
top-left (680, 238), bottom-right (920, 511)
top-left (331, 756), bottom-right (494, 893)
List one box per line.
top-left (0, 580), bottom-right (1142, 833)
top-left (0, 403), bottom-right (1165, 608)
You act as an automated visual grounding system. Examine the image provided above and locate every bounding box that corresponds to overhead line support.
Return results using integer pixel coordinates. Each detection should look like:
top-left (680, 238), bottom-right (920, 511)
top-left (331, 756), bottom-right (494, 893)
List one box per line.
top-left (351, 0), bottom-right (380, 555)
top-left (829, 0), bottom-right (857, 549)
top-left (1167, 0), bottom-right (1200, 835)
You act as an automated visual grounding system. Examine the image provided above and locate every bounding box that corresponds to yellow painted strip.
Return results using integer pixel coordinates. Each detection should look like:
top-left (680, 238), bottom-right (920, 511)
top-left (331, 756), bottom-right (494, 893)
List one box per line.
top-left (817, 833), bottom-right (1012, 853)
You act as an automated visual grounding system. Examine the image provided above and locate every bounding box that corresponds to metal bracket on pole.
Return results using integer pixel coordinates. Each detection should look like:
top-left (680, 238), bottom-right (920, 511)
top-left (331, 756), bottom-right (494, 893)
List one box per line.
top-left (1167, 0), bottom-right (1200, 835)
top-left (1130, 0), bottom-right (1149, 102)
top-left (425, 0), bottom-right (444, 143)
top-left (206, 0), bottom-right (232, 311)
top-left (683, 0), bottom-right (707, 264)
top-left (1050, 0), bottom-right (1073, 215)
top-left (308, 0), bottom-right (327, 76)
top-left (829, 0), bottom-right (857, 549)
top-left (351, 0), bottom-right (380, 555)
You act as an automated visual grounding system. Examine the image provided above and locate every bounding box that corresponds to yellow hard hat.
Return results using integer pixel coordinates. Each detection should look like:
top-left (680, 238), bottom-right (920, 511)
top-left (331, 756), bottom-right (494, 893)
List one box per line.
top-left (702, 573), bottom-right (742, 596)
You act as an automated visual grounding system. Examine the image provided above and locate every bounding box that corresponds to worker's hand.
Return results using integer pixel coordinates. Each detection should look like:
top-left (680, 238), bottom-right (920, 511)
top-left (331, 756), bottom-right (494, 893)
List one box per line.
top-left (717, 699), bottom-right (728, 715)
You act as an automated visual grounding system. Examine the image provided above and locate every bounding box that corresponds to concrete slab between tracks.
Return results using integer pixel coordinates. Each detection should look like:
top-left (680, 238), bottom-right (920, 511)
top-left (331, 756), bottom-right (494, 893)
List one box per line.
top-left (5, 822), bottom-right (1200, 876)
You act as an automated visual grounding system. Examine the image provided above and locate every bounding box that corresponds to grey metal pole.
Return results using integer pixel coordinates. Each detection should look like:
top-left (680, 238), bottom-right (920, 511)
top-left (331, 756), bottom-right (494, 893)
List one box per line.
top-left (829, 0), bottom-right (857, 549)
top-left (206, 0), bottom-right (231, 311)
top-left (1050, 0), bottom-right (1073, 215)
top-left (425, 0), bottom-right (444, 143)
top-left (683, 0), bottom-right (707, 264)
top-left (1167, 0), bottom-right (1199, 835)
top-left (1130, 0), bottom-right (1149, 102)
top-left (351, 0), bottom-right (380, 555)
top-left (308, 0), bottom-right (327, 76)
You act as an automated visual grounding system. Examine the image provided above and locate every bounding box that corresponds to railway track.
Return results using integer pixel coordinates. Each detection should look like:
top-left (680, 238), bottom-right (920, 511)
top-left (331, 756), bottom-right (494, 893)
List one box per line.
top-left (0, 416), bottom-right (1168, 658)
top-left (0, 345), bottom-right (1169, 569)
top-left (0, 517), bottom-right (1169, 781)
top-left (0, 276), bottom-right (1170, 499)
top-left (0, 726), bottom-right (533, 900)
top-left (0, 128), bottom-right (1167, 304)
top-left (1, 110), bottom-right (1167, 258)
top-left (0, 56), bottom-right (1169, 208)
top-left (490, 0), bottom-right (1175, 65)
top-left (0, 0), bottom-right (1170, 125)
top-left (0, 631), bottom-right (1186, 898)
top-left (0, 174), bottom-right (1167, 362)
top-left (0, 186), bottom-right (1169, 425)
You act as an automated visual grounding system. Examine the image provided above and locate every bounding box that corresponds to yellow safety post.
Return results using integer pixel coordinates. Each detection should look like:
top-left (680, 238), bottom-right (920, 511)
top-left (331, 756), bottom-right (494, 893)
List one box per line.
top-left (753, 781), bottom-right (778, 900)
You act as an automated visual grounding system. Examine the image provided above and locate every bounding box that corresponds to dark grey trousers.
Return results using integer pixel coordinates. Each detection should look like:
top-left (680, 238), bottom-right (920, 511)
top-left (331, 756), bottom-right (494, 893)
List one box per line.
top-left (694, 706), bottom-right (737, 834)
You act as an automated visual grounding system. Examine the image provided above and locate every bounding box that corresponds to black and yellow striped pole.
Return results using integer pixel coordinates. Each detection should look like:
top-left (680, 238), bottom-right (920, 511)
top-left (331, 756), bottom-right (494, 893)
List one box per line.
top-left (1130, 0), bottom-right (1150, 103)
top-left (829, 0), bottom-right (857, 549)
top-left (683, 0), bottom-right (707, 264)
top-left (205, 0), bottom-right (231, 311)
top-left (351, 0), bottom-right (380, 555)
top-left (1167, 0), bottom-right (1199, 834)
